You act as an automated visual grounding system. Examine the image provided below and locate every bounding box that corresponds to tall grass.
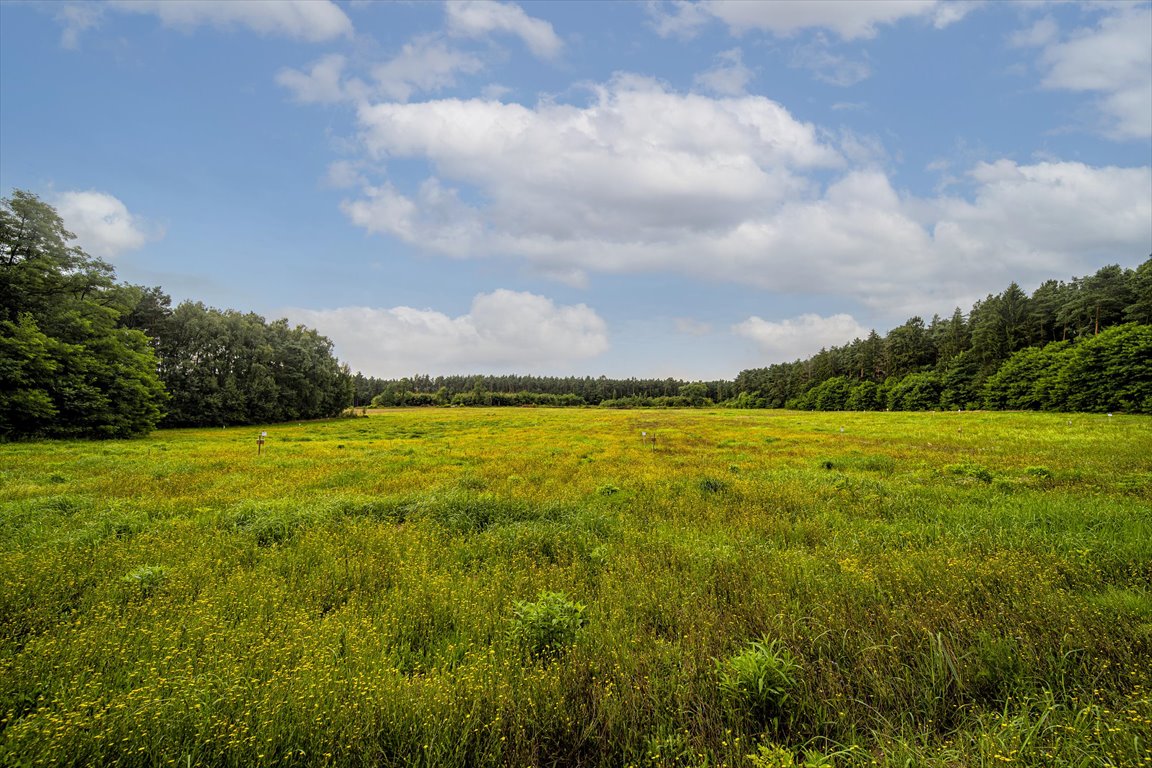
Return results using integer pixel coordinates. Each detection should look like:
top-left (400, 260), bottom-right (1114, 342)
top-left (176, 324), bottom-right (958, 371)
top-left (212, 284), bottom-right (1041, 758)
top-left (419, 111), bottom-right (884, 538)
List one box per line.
top-left (1, 409), bottom-right (1149, 766)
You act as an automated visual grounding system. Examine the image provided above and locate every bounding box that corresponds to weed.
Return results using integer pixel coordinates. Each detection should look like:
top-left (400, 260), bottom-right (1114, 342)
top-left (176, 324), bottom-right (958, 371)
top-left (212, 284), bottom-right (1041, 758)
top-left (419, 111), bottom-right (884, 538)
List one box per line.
top-left (121, 565), bottom-right (168, 598)
top-left (946, 462), bottom-right (993, 482)
top-left (717, 637), bottom-right (800, 724)
top-left (510, 590), bottom-right (587, 660)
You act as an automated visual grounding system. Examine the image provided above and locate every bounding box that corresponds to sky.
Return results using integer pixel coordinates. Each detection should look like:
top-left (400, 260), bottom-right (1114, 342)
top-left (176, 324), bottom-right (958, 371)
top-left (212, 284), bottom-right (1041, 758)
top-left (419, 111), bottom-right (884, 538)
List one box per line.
top-left (1, 1), bottom-right (1150, 381)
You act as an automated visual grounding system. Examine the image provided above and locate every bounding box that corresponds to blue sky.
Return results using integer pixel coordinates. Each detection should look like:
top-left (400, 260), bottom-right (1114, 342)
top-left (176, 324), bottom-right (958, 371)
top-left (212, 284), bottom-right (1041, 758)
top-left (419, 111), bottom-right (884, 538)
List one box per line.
top-left (2, 0), bottom-right (1149, 380)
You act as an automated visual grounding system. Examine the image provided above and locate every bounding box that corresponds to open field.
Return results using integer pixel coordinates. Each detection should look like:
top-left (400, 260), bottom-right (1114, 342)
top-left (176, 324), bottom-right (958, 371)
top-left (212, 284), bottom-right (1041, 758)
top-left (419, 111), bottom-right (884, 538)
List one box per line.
top-left (1, 408), bottom-right (1150, 767)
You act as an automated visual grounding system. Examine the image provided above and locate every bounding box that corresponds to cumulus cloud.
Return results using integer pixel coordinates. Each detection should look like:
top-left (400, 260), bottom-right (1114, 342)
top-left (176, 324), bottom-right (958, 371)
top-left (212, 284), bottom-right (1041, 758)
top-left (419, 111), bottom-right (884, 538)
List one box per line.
top-left (337, 75), bottom-right (1150, 317)
top-left (370, 35), bottom-right (485, 102)
top-left (650, 0), bottom-right (967, 41)
top-left (105, 0), bottom-right (353, 42)
top-left (446, 0), bottom-right (563, 59)
top-left (284, 290), bottom-right (608, 377)
top-left (55, 190), bottom-right (159, 260)
top-left (694, 48), bottom-right (754, 96)
top-left (733, 313), bottom-right (870, 362)
top-left (277, 36), bottom-right (486, 105)
top-left (350, 74), bottom-right (842, 252)
top-left (1027, 6), bottom-right (1152, 140)
top-left (924, 160), bottom-right (1152, 280)
top-left (276, 54), bottom-right (349, 104)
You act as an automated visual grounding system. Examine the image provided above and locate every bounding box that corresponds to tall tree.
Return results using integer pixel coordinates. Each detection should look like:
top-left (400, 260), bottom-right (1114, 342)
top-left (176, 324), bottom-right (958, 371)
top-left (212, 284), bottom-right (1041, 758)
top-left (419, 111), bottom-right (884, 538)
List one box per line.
top-left (1, 190), bottom-right (166, 439)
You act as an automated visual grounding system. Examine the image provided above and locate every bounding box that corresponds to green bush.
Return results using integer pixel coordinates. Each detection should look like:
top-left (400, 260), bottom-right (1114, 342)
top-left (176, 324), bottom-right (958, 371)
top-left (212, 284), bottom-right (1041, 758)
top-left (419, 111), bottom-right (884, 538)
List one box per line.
top-left (716, 637), bottom-right (799, 723)
top-left (120, 565), bottom-right (168, 599)
top-left (510, 591), bottom-right (587, 660)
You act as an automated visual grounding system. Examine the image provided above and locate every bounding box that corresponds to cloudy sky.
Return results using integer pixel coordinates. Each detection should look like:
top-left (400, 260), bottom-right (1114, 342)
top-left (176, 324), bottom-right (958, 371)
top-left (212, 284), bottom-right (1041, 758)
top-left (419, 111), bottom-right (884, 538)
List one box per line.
top-left (1, 1), bottom-right (1149, 380)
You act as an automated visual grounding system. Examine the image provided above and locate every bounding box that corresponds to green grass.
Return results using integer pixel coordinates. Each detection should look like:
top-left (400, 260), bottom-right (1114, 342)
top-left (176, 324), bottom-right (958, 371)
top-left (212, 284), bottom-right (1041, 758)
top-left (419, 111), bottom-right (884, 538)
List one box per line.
top-left (1, 408), bottom-right (1150, 767)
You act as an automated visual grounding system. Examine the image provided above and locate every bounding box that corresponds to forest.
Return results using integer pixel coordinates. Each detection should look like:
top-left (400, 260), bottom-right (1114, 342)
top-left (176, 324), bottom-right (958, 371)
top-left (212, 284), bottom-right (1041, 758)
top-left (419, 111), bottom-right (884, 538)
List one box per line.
top-left (1, 190), bottom-right (353, 440)
top-left (358, 259), bottom-right (1151, 414)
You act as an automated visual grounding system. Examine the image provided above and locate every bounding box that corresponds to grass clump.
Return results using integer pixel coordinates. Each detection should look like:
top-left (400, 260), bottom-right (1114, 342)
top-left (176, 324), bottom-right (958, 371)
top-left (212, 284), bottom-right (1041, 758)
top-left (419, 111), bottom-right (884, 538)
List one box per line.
top-left (717, 636), bottom-right (800, 725)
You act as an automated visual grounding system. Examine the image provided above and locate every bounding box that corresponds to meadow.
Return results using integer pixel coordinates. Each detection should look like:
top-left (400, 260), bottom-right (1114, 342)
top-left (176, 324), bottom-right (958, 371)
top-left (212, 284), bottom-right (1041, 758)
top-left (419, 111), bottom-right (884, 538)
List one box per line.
top-left (1, 408), bottom-right (1149, 767)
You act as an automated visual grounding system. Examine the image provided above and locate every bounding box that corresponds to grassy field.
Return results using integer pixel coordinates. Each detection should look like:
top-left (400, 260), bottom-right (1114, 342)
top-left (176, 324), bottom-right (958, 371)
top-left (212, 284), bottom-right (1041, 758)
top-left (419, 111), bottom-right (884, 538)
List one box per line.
top-left (1, 408), bottom-right (1150, 767)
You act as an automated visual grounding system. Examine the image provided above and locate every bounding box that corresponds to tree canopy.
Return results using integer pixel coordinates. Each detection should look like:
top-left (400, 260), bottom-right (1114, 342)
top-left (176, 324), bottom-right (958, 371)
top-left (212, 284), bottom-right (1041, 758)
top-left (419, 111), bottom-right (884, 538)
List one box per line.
top-left (1, 189), bottom-right (352, 439)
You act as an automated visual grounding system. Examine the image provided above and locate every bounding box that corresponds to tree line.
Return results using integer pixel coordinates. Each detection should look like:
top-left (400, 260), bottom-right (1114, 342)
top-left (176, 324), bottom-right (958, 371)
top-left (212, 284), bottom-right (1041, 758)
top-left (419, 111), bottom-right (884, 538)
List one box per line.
top-left (1, 190), bottom-right (352, 439)
top-left (355, 374), bottom-right (735, 408)
top-left (360, 259), bottom-right (1150, 415)
top-left (731, 259), bottom-right (1151, 414)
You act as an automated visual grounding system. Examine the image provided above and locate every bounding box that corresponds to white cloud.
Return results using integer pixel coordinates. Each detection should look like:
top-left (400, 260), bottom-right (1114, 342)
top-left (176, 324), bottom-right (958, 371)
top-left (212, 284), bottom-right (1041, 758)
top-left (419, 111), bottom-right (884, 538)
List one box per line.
top-left (650, 0), bottom-right (966, 41)
top-left (276, 54), bottom-right (349, 104)
top-left (790, 37), bottom-right (871, 86)
top-left (1008, 15), bottom-right (1058, 49)
top-left (370, 35), bottom-right (485, 101)
top-left (56, 3), bottom-right (103, 49)
top-left (339, 76), bottom-right (1150, 318)
top-left (446, 0), bottom-right (563, 59)
top-left (325, 160), bottom-right (366, 189)
top-left (55, 190), bottom-right (159, 260)
top-left (694, 48), bottom-right (754, 96)
top-left (352, 75), bottom-right (842, 239)
top-left (924, 160), bottom-right (1152, 281)
top-left (106, 0), bottom-right (353, 42)
top-left (1030, 6), bottom-right (1152, 140)
top-left (284, 290), bottom-right (608, 377)
top-left (733, 313), bottom-right (870, 362)
top-left (276, 36), bottom-right (485, 105)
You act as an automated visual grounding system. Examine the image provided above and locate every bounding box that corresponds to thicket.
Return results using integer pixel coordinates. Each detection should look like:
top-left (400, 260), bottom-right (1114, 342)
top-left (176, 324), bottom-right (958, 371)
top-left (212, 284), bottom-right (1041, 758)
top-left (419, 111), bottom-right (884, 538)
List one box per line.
top-left (0, 190), bottom-right (352, 439)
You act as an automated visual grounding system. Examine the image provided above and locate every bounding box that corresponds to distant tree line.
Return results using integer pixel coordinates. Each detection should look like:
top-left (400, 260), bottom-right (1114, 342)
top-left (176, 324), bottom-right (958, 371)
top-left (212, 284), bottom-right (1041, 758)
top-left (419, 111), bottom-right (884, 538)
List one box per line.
top-left (731, 259), bottom-right (1152, 414)
top-left (1, 190), bottom-right (352, 439)
top-left (356, 375), bottom-right (733, 408)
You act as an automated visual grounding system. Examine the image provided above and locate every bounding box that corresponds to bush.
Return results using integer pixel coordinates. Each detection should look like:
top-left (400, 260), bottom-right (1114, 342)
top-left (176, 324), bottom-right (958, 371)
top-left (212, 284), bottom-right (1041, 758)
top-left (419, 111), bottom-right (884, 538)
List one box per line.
top-left (510, 591), bottom-right (587, 660)
top-left (121, 565), bottom-right (168, 599)
top-left (716, 637), bottom-right (799, 724)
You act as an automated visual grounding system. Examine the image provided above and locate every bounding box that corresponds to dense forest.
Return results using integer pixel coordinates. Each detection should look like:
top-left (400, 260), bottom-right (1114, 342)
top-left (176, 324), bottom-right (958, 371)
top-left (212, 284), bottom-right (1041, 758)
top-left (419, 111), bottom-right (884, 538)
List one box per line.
top-left (1, 190), bottom-right (353, 439)
top-left (731, 260), bottom-right (1151, 414)
top-left (361, 258), bottom-right (1151, 415)
top-left (353, 374), bottom-right (734, 408)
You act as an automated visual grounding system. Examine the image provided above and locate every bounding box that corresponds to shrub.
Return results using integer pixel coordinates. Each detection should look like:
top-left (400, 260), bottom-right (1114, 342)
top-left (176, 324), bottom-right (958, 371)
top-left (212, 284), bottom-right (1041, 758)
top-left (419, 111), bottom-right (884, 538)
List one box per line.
top-left (510, 591), bottom-right (587, 660)
top-left (698, 477), bottom-right (728, 494)
top-left (716, 637), bottom-right (799, 723)
top-left (946, 462), bottom-right (993, 483)
top-left (121, 565), bottom-right (168, 599)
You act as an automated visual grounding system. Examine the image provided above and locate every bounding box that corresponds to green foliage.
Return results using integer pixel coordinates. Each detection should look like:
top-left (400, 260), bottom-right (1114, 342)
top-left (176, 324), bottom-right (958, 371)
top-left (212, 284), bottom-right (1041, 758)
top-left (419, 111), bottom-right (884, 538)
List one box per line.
top-left (732, 258), bottom-right (1150, 414)
top-left (716, 637), bottom-right (800, 723)
top-left (120, 565), bottom-right (168, 599)
top-left (946, 462), bottom-right (994, 483)
top-left (844, 380), bottom-right (882, 411)
top-left (157, 302), bottom-right (352, 427)
top-left (509, 590), bottom-right (587, 660)
top-left (885, 371), bottom-right (943, 411)
top-left (0, 191), bottom-right (166, 439)
top-left (982, 343), bottom-right (1069, 410)
top-left (747, 743), bottom-right (838, 768)
top-left (1048, 323), bottom-right (1152, 413)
